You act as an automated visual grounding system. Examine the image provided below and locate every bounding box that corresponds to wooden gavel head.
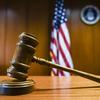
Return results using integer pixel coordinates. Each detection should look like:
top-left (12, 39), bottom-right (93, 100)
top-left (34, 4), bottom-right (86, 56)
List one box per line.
top-left (7, 32), bottom-right (100, 83)
top-left (7, 32), bottom-right (39, 81)
top-left (2, 32), bottom-right (99, 95)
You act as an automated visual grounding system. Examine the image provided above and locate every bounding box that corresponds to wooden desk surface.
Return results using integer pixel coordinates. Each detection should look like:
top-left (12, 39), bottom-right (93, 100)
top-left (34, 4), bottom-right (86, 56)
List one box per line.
top-left (0, 76), bottom-right (100, 100)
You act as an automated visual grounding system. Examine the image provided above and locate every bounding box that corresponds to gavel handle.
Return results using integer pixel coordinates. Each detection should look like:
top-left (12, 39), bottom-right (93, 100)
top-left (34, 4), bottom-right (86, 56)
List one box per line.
top-left (32, 56), bottom-right (100, 83)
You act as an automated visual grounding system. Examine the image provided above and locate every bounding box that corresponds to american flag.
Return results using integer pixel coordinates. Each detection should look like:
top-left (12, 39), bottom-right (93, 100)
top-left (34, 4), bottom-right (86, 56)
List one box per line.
top-left (50, 0), bottom-right (74, 76)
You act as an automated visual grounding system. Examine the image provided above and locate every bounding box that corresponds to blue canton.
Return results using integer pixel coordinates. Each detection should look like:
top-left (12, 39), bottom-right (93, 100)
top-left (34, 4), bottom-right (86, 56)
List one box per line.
top-left (53, 0), bottom-right (67, 29)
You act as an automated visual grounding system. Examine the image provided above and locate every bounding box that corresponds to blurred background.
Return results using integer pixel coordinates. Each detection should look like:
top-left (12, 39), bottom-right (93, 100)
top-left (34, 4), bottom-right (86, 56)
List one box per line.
top-left (0, 0), bottom-right (100, 76)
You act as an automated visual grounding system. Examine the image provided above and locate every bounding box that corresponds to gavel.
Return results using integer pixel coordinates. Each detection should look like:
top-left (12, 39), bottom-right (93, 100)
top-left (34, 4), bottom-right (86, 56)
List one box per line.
top-left (7, 32), bottom-right (100, 83)
top-left (0, 32), bottom-right (100, 95)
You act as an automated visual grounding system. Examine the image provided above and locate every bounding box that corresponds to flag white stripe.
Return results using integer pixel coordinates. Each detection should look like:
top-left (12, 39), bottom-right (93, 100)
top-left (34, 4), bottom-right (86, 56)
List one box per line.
top-left (58, 30), bottom-right (74, 68)
top-left (61, 23), bottom-right (71, 45)
top-left (58, 51), bottom-right (70, 76)
top-left (50, 0), bottom-right (74, 76)
top-left (50, 43), bottom-right (57, 57)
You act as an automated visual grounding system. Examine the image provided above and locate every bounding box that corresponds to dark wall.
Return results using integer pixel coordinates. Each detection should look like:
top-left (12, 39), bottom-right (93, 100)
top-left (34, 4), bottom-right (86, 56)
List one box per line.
top-left (0, 0), bottom-right (100, 75)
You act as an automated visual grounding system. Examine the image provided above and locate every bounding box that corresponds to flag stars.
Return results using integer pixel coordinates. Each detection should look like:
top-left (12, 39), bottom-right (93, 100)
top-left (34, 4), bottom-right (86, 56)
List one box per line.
top-left (58, 11), bottom-right (61, 13)
top-left (62, 12), bottom-right (65, 16)
top-left (53, 0), bottom-right (67, 29)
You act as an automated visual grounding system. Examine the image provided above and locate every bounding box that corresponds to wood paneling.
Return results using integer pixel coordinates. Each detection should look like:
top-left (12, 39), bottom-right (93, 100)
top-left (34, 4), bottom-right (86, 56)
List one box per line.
top-left (65, 0), bottom-right (100, 75)
top-left (0, 1), bottom-right (6, 75)
top-left (26, 0), bottom-right (51, 75)
top-left (0, 0), bottom-right (51, 75)
top-left (0, 0), bottom-right (100, 75)
top-left (4, 0), bottom-right (27, 74)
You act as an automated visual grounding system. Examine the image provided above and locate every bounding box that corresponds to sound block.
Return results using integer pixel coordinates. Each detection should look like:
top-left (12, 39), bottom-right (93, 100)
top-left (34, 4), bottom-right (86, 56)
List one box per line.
top-left (0, 79), bottom-right (35, 95)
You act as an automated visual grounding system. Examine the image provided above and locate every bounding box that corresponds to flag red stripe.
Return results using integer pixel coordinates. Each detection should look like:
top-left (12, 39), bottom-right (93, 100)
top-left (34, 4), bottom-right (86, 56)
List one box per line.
top-left (50, 49), bottom-right (57, 63)
top-left (60, 70), bottom-right (65, 76)
top-left (50, 0), bottom-right (73, 76)
top-left (51, 37), bottom-right (57, 46)
top-left (52, 69), bottom-right (57, 75)
top-left (51, 48), bottom-right (67, 76)
top-left (50, 49), bottom-right (58, 75)
top-left (59, 25), bottom-right (70, 52)
top-left (57, 31), bottom-right (71, 68)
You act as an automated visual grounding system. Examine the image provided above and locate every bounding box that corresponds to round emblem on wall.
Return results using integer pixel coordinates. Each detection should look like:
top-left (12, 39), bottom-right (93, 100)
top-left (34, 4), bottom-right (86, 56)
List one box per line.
top-left (80, 5), bottom-right (100, 25)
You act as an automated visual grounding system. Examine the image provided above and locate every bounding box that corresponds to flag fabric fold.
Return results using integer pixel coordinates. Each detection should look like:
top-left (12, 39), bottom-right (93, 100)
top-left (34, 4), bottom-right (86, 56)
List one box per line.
top-left (50, 0), bottom-right (74, 76)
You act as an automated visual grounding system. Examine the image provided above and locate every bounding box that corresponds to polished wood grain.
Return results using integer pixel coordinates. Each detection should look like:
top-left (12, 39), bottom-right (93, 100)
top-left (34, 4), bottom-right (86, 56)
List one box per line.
top-left (0, 0), bottom-right (6, 75)
top-left (26, 0), bottom-right (51, 75)
top-left (0, 0), bottom-right (51, 75)
top-left (65, 0), bottom-right (100, 75)
top-left (0, 76), bottom-right (100, 100)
